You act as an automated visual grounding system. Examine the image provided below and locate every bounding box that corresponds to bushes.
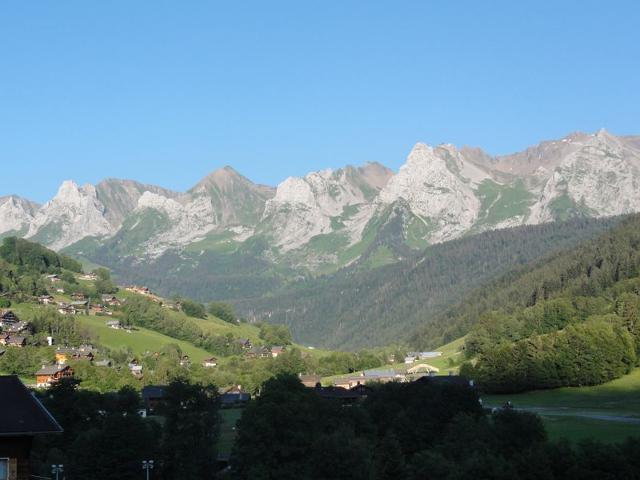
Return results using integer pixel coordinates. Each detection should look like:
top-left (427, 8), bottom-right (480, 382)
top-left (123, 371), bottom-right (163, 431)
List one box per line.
top-left (122, 296), bottom-right (241, 356)
top-left (207, 301), bottom-right (238, 324)
top-left (228, 374), bottom-right (640, 480)
top-left (258, 323), bottom-right (292, 346)
top-left (180, 299), bottom-right (206, 319)
top-left (0, 237), bottom-right (81, 273)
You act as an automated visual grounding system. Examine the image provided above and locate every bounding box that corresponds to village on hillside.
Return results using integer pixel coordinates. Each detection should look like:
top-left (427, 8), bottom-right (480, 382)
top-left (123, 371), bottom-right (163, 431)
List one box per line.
top-left (1, 270), bottom-right (464, 394)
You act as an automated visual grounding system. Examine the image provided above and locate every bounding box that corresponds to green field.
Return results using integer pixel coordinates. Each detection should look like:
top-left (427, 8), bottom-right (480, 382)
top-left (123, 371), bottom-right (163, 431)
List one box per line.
top-left (218, 409), bottom-right (243, 456)
top-left (484, 368), bottom-right (640, 443)
top-left (75, 315), bottom-right (213, 362)
top-left (541, 416), bottom-right (639, 444)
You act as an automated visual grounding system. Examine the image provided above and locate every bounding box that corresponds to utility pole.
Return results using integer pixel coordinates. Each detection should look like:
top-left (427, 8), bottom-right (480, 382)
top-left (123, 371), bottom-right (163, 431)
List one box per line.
top-left (142, 460), bottom-right (154, 480)
top-left (51, 464), bottom-right (64, 480)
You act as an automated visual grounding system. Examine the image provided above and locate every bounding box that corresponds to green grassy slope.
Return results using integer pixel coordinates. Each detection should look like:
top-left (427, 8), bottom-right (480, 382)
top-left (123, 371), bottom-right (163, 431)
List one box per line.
top-left (75, 315), bottom-right (213, 362)
top-left (483, 368), bottom-right (640, 443)
top-left (483, 368), bottom-right (640, 415)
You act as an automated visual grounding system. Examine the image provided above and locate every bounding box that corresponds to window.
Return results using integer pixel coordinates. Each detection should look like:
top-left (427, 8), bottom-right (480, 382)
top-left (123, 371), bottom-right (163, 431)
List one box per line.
top-left (0, 458), bottom-right (8, 480)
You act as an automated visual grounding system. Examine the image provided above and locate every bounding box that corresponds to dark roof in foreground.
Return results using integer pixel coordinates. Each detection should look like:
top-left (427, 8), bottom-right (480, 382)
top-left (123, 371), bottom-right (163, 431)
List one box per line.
top-left (0, 375), bottom-right (63, 436)
top-left (142, 385), bottom-right (166, 400)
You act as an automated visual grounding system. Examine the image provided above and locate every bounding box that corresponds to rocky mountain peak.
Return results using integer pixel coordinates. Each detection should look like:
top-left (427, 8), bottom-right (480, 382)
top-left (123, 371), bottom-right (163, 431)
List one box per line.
top-left (190, 166), bottom-right (274, 197)
top-left (2, 129), bottom-right (640, 268)
top-left (55, 180), bottom-right (92, 203)
top-left (0, 195), bottom-right (39, 236)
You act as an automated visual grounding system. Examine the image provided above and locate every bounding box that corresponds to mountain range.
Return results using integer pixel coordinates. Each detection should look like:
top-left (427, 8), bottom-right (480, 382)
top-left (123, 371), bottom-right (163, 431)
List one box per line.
top-left (2, 129), bottom-right (640, 347)
top-left (3, 129), bottom-right (639, 264)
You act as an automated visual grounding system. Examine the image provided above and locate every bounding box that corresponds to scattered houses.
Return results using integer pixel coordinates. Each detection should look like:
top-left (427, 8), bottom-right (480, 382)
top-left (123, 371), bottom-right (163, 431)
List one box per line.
top-left (106, 319), bottom-right (121, 329)
top-left (46, 274), bottom-right (61, 283)
top-left (179, 355), bottom-right (191, 367)
top-left (57, 303), bottom-right (76, 315)
top-left (55, 345), bottom-right (96, 364)
top-left (202, 357), bottom-right (218, 368)
top-left (57, 301), bottom-right (89, 315)
top-left (404, 355), bottom-right (417, 365)
top-left (314, 384), bottom-right (369, 405)
top-left (236, 338), bottom-right (252, 350)
top-left (3, 321), bottom-right (29, 335)
top-left (70, 292), bottom-right (87, 301)
top-left (92, 304), bottom-right (113, 316)
top-left (91, 304), bottom-right (105, 314)
top-left (4, 336), bottom-right (26, 348)
top-left (126, 285), bottom-right (151, 295)
top-left (70, 300), bottom-right (89, 314)
top-left (162, 301), bottom-right (182, 311)
top-left (407, 351), bottom-right (443, 360)
top-left (245, 346), bottom-right (271, 359)
top-left (101, 295), bottom-right (122, 307)
top-left (95, 359), bottom-right (113, 368)
top-left (0, 376), bottom-right (63, 480)
top-left (35, 364), bottom-right (74, 388)
top-left (299, 374), bottom-right (322, 388)
top-left (141, 385), bottom-right (166, 415)
top-left (0, 309), bottom-right (18, 327)
top-left (334, 369), bottom-right (406, 390)
top-left (220, 385), bottom-right (251, 408)
top-left (38, 294), bottom-right (55, 305)
top-left (270, 346), bottom-right (286, 358)
top-left (79, 272), bottom-right (98, 281)
top-left (128, 362), bottom-right (143, 377)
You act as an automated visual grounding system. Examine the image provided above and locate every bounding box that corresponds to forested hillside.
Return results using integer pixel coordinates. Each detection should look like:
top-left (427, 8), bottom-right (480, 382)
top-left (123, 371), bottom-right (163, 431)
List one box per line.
top-left (412, 215), bottom-right (640, 393)
top-left (0, 237), bottom-right (82, 300)
top-left (235, 217), bottom-right (622, 349)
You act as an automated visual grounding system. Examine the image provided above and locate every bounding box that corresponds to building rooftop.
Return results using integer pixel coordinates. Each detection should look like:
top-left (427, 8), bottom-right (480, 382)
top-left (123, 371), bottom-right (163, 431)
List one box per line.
top-left (35, 365), bottom-right (68, 375)
top-left (0, 375), bottom-right (63, 436)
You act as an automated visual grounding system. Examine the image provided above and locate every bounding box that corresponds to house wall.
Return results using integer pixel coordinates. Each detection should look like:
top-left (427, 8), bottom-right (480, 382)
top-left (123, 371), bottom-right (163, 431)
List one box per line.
top-left (0, 437), bottom-right (32, 480)
top-left (35, 375), bottom-right (52, 386)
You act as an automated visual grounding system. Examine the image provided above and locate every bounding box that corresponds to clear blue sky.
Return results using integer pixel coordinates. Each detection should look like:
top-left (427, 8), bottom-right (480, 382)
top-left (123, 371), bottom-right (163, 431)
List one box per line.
top-left (1, 1), bottom-right (639, 202)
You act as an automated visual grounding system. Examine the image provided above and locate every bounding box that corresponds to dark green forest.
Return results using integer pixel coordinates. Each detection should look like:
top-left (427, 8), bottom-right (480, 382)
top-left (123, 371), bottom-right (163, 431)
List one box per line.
top-left (418, 215), bottom-right (640, 392)
top-left (31, 379), bottom-right (218, 480)
top-left (236, 217), bottom-right (621, 349)
top-left (231, 375), bottom-right (640, 479)
top-left (29, 375), bottom-right (640, 480)
top-left (0, 237), bottom-right (82, 301)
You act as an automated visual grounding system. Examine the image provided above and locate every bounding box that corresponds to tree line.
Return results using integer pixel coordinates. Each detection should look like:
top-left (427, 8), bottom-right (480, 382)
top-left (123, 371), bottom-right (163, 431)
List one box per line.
top-left (229, 374), bottom-right (640, 480)
top-left (30, 374), bottom-right (640, 479)
top-left (450, 215), bottom-right (640, 392)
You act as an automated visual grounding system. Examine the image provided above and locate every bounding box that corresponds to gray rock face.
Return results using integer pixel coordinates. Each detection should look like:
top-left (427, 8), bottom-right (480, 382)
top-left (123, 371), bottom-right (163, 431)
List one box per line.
top-left (2, 130), bottom-right (640, 269)
top-left (0, 195), bottom-right (39, 236)
top-left (96, 179), bottom-right (180, 228)
top-left (261, 163), bottom-right (393, 251)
